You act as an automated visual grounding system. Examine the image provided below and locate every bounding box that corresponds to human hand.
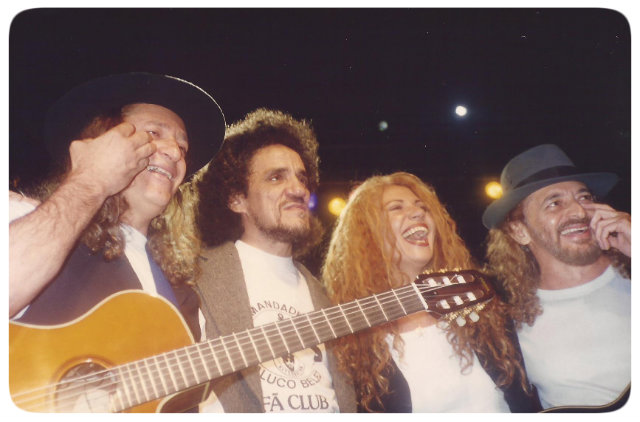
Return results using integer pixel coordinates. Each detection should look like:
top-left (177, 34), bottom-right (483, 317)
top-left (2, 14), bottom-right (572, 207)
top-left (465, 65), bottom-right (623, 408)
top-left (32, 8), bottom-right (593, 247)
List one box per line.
top-left (67, 122), bottom-right (156, 197)
top-left (583, 203), bottom-right (631, 257)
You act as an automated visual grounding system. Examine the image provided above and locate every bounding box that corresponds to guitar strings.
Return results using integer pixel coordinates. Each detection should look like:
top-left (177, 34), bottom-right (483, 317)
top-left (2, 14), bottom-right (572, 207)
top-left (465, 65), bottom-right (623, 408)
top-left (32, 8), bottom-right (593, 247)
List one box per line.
top-left (12, 281), bottom-right (477, 411)
top-left (12, 277), bottom-right (486, 412)
top-left (12, 281), bottom-right (479, 411)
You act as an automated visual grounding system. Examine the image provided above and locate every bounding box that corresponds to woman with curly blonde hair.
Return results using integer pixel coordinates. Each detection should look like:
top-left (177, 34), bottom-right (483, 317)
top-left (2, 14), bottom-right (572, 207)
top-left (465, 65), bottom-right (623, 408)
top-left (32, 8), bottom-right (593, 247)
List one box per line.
top-left (322, 172), bottom-right (539, 412)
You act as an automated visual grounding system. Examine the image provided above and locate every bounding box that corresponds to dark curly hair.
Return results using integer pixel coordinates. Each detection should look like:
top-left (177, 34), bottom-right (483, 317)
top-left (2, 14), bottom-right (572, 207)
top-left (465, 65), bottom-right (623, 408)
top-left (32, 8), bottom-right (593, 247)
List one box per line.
top-left (195, 108), bottom-right (321, 257)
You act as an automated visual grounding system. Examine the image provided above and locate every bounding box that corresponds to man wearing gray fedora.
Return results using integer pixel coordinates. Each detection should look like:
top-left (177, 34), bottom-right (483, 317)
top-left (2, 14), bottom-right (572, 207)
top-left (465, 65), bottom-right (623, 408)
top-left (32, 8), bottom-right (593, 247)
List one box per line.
top-left (483, 144), bottom-right (630, 411)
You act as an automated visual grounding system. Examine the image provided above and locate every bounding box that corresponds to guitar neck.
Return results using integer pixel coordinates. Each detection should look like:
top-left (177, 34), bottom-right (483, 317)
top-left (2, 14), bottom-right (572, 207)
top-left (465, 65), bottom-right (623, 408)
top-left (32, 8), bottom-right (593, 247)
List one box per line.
top-left (111, 283), bottom-right (424, 411)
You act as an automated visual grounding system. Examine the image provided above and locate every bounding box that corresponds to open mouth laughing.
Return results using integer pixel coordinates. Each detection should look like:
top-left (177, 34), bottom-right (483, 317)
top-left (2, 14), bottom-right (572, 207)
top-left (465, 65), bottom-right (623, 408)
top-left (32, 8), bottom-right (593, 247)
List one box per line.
top-left (147, 165), bottom-right (174, 181)
top-left (402, 225), bottom-right (430, 245)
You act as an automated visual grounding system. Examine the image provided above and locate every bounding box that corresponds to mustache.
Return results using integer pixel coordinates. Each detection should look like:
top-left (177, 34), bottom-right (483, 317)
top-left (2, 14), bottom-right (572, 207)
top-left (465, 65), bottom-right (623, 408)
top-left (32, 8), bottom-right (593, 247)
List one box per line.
top-left (557, 217), bottom-right (591, 233)
top-left (283, 195), bottom-right (308, 207)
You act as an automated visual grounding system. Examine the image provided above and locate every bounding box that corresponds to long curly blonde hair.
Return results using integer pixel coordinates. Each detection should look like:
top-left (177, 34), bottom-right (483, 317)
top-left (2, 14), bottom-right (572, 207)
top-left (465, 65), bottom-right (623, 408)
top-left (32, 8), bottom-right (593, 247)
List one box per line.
top-left (322, 172), bottom-right (528, 411)
top-left (38, 108), bottom-right (202, 286)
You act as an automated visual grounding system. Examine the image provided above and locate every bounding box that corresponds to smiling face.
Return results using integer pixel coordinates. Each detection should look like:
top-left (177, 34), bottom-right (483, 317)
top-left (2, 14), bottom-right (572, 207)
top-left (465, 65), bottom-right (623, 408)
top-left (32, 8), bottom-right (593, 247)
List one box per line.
top-left (512, 181), bottom-right (602, 267)
top-left (120, 103), bottom-right (188, 232)
top-left (383, 184), bottom-right (437, 280)
top-left (231, 144), bottom-right (311, 256)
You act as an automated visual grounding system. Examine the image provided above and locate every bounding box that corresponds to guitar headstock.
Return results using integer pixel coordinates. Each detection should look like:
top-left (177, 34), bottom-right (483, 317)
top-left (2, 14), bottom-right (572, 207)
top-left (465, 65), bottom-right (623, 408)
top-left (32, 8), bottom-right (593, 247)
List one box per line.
top-left (414, 269), bottom-right (495, 326)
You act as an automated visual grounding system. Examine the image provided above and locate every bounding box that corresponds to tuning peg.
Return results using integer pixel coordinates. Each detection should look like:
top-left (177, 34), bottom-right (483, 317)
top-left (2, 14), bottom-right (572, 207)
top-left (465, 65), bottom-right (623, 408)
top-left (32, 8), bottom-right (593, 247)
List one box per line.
top-left (469, 311), bottom-right (480, 322)
top-left (455, 316), bottom-right (467, 326)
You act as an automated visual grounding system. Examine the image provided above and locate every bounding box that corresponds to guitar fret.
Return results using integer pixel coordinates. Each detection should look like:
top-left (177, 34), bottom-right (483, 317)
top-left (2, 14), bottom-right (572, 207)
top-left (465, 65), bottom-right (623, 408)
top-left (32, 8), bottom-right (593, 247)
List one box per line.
top-left (391, 287), bottom-right (408, 314)
top-left (259, 325), bottom-right (276, 358)
top-left (136, 361), bottom-right (152, 403)
top-left (285, 318), bottom-right (306, 349)
top-left (142, 359), bottom-right (160, 401)
top-left (124, 363), bottom-right (143, 406)
top-left (359, 296), bottom-right (388, 326)
top-left (294, 314), bottom-right (318, 347)
top-left (169, 350), bottom-right (188, 391)
top-left (232, 332), bottom-right (249, 368)
top-left (341, 302), bottom-right (369, 332)
top-left (306, 313), bottom-right (321, 343)
top-left (195, 344), bottom-right (212, 381)
top-left (153, 355), bottom-right (169, 396)
top-left (337, 304), bottom-right (353, 333)
top-left (220, 336), bottom-right (237, 372)
top-left (379, 290), bottom-right (407, 320)
top-left (206, 339), bottom-right (224, 376)
top-left (183, 347), bottom-right (201, 385)
top-left (354, 298), bottom-right (371, 327)
top-left (320, 308), bottom-right (337, 338)
top-left (116, 365), bottom-right (133, 410)
top-left (112, 383), bottom-right (126, 413)
top-left (246, 328), bottom-right (262, 362)
top-left (373, 294), bottom-right (389, 320)
top-left (274, 321), bottom-right (291, 354)
top-left (160, 352), bottom-right (178, 393)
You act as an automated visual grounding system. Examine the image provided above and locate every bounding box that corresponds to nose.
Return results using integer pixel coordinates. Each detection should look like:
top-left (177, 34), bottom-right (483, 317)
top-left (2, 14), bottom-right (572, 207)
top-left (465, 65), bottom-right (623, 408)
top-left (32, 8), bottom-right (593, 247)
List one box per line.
top-left (566, 197), bottom-right (587, 219)
top-left (154, 137), bottom-right (182, 162)
top-left (409, 204), bottom-right (426, 220)
top-left (286, 176), bottom-right (309, 199)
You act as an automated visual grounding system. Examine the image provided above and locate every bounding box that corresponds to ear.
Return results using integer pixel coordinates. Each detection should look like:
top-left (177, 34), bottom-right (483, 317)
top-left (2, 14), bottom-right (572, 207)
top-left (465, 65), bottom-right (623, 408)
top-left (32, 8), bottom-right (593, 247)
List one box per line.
top-left (228, 193), bottom-right (247, 214)
top-left (507, 220), bottom-right (532, 246)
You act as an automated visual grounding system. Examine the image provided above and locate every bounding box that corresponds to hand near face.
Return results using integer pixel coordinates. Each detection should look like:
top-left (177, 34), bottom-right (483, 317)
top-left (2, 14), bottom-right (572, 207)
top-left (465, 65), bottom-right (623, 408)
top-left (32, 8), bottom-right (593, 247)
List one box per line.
top-left (583, 203), bottom-right (631, 257)
top-left (67, 122), bottom-right (156, 198)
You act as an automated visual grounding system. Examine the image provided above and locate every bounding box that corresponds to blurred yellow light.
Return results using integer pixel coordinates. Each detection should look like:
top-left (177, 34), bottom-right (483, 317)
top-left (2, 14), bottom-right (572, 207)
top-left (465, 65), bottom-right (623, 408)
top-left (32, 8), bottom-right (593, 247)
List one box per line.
top-left (485, 181), bottom-right (503, 199)
top-left (328, 197), bottom-right (346, 216)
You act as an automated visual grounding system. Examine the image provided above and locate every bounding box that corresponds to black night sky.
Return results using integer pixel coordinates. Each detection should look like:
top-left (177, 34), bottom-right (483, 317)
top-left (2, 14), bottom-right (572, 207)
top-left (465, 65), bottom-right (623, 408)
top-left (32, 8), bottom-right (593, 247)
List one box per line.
top-left (8, 8), bottom-right (631, 272)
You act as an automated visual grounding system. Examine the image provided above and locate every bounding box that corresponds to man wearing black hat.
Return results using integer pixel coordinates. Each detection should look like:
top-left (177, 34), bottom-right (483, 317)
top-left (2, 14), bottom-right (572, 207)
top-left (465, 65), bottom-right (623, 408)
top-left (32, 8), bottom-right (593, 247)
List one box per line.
top-left (9, 73), bottom-right (224, 361)
top-left (483, 144), bottom-right (630, 411)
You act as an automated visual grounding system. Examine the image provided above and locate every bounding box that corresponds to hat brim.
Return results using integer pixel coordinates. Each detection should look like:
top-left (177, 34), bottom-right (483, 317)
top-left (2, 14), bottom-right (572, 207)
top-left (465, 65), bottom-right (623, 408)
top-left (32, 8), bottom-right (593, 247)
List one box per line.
top-left (44, 72), bottom-right (225, 176)
top-left (482, 172), bottom-right (619, 229)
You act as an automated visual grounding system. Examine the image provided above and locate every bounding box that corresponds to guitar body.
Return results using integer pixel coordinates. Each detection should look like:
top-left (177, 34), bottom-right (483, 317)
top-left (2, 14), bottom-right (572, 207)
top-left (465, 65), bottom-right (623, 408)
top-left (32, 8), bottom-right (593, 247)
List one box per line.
top-left (9, 290), bottom-right (207, 412)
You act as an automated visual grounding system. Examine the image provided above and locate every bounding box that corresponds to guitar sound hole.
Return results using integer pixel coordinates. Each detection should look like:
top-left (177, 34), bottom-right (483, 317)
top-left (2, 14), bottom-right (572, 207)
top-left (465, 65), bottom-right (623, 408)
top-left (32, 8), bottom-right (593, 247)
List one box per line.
top-left (55, 362), bottom-right (117, 412)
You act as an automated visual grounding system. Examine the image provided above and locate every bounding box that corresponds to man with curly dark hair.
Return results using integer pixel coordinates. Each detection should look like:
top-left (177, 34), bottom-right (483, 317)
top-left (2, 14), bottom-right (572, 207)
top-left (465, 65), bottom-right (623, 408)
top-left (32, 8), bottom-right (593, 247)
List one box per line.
top-left (483, 144), bottom-right (630, 411)
top-left (193, 108), bottom-right (356, 413)
top-left (10, 73), bottom-right (224, 352)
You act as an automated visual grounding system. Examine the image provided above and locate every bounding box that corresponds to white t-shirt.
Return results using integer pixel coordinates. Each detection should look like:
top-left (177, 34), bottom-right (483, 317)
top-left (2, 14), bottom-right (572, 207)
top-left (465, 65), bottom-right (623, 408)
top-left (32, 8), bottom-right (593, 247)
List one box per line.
top-left (518, 266), bottom-right (631, 409)
top-left (386, 323), bottom-right (510, 412)
top-left (236, 240), bottom-right (339, 412)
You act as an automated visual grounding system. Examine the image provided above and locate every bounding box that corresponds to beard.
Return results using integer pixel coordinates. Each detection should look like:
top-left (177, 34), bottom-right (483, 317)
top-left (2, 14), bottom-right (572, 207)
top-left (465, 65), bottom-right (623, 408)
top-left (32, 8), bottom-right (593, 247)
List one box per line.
top-left (255, 214), bottom-right (311, 245)
top-left (528, 217), bottom-right (602, 266)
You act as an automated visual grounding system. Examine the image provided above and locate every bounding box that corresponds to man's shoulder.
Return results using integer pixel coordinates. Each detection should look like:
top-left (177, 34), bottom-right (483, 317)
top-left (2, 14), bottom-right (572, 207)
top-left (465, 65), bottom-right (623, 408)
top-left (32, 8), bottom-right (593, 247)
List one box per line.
top-left (200, 241), bottom-right (238, 261)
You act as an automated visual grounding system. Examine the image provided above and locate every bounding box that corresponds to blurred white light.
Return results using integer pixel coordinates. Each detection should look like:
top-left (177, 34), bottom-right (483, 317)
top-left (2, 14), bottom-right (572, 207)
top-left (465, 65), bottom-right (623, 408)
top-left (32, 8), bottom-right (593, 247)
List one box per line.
top-left (455, 105), bottom-right (468, 117)
top-left (378, 120), bottom-right (388, 131)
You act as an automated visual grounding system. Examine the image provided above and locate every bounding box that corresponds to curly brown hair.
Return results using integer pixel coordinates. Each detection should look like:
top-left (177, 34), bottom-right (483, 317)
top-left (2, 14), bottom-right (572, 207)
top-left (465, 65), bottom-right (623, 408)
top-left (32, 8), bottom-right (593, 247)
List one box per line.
top-left (322, 172), bottom-right (529, 411)
top-left (194, 108), bottom-right (321, 257)
top-left (36, 106), bottom-right (201, 286)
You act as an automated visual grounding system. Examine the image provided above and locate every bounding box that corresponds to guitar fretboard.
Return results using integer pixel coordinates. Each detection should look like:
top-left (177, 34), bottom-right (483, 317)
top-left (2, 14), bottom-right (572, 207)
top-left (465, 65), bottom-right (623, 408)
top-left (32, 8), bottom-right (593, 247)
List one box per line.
top-left (111, 283), bottom-right (426, 411)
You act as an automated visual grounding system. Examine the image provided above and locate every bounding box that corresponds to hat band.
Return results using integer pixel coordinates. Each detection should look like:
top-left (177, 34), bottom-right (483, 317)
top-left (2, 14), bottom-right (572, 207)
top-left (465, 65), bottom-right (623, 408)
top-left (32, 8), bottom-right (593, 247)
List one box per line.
top-left (513, 165), bottom-right (578, 189)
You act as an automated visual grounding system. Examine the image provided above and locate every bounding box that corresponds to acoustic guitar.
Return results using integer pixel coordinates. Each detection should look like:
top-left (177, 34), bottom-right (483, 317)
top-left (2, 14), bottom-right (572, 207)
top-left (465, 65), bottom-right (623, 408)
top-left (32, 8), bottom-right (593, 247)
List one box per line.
top-left (10, 269), bottom-right (494, 413)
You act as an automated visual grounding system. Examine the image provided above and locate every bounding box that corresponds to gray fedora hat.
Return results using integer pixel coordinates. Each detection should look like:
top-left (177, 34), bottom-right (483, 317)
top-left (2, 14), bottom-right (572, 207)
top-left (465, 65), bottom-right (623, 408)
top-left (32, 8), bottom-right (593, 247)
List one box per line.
top-left (44, 72), bottom-right (225, 176)
top-left (482, 144), bottom-right (618, 229)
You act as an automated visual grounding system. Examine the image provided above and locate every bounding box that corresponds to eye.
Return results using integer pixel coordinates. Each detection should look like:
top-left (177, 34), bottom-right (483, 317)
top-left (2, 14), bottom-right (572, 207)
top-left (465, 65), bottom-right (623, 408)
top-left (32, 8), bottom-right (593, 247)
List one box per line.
top-left (546, 200), bottom-right (560, 209)
top-left (577, 193), bottom-right (594, 203)
top-left (146, 130), bottom-right (159, 137)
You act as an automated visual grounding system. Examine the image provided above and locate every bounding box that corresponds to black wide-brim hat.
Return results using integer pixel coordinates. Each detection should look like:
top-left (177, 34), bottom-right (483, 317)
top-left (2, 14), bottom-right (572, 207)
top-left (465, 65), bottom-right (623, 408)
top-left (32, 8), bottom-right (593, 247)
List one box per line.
top-left (44, 72), bottom-right (225, 176)
top-left (482, 144), bottom-right (618, 229)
